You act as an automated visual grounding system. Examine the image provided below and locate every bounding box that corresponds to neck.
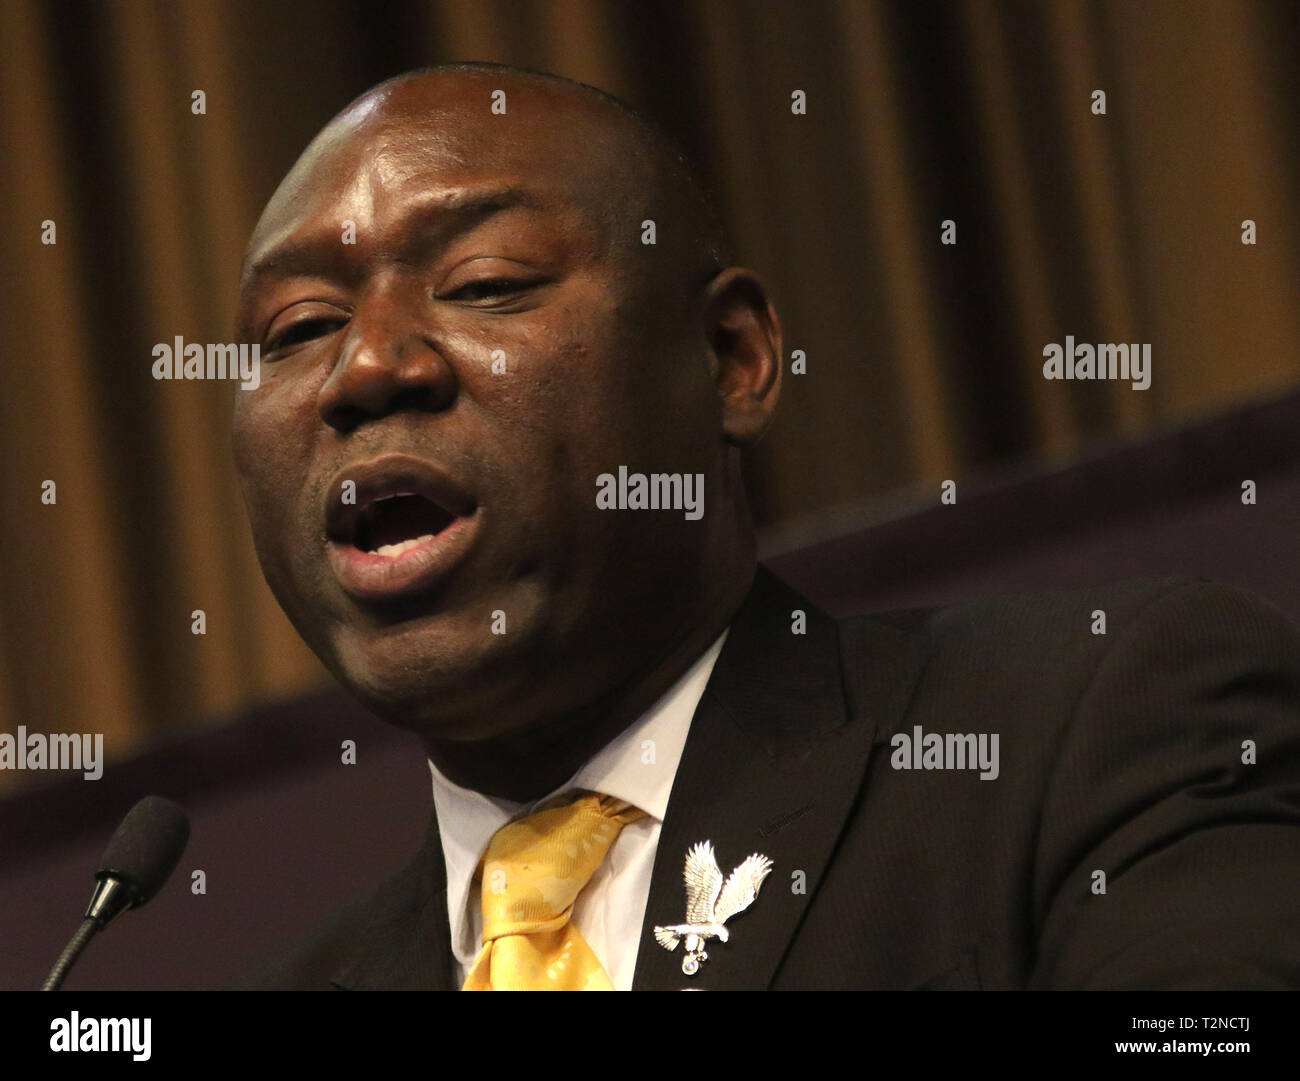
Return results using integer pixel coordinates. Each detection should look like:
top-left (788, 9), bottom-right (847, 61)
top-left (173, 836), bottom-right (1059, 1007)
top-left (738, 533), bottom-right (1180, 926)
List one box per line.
top-left (424, 562), bottom-right (754, 802)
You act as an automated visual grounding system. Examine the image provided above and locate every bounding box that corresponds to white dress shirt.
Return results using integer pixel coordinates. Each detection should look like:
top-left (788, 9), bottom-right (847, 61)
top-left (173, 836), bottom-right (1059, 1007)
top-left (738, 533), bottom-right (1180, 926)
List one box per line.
top-left (428, 628), bottom-right (728, 990)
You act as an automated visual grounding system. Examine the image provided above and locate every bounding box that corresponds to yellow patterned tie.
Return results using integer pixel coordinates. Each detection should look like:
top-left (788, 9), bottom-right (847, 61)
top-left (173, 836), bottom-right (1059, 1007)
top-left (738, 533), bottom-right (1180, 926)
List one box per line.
top-left (462, 792), bottom-right (646, 990)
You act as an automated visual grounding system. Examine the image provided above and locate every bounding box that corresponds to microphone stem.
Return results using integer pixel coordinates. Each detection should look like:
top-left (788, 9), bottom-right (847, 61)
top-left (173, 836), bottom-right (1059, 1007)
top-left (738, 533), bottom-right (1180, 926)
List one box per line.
top-left (41, 917), bottom-right (101, 991)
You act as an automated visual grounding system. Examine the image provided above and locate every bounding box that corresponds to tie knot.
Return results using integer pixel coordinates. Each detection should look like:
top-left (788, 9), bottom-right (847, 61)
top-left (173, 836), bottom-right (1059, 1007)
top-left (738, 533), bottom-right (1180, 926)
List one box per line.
top-left (478, 792), bottom-right (645, 941)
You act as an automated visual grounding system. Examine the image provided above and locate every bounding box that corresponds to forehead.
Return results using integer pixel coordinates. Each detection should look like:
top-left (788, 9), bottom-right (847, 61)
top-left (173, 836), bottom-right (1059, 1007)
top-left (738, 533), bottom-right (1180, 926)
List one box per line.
top-left (244, 75), bottom-right (635, 276)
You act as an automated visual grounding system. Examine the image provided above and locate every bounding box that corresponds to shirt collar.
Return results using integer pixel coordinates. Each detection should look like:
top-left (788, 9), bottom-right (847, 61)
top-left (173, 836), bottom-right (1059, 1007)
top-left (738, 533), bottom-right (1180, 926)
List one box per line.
top-left (562, 626), bottom-right (728, 821)
top-left (428, 627), bottom-right (729, 958)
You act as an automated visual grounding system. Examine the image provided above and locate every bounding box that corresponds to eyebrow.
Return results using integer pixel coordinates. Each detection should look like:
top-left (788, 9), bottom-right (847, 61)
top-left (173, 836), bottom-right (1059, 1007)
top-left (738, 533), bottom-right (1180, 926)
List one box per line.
top-left (242, 185), bottom-right (551, 286)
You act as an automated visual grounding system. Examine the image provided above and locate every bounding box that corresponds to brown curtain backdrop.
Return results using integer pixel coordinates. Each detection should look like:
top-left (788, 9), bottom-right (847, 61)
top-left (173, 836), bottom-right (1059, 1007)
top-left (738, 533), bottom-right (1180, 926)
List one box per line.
top-left (1, 0), bottom-right (1297, 787)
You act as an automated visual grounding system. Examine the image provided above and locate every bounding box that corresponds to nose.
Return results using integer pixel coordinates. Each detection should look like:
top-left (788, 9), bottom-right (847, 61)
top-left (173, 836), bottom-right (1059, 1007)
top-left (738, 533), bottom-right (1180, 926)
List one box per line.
top-left (317, 281), bottom-right (455, 431)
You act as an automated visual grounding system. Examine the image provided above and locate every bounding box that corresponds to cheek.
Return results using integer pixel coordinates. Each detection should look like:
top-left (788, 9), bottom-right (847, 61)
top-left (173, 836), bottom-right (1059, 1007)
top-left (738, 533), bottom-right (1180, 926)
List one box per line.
top-left (231, 366), bottom-right (320, 527)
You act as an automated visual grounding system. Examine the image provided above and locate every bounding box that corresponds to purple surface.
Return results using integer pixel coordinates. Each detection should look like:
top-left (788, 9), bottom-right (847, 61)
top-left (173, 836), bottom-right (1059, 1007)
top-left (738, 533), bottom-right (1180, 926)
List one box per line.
top-left (1, 711), bottom-right (429, 990)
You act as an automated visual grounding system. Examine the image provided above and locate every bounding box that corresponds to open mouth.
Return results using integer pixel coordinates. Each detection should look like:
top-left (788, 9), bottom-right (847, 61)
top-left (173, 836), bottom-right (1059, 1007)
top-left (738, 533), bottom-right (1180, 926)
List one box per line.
top-left (351, 492), bottom-right (457, 556)
top-left (323, 454), bottom-right (479, 602)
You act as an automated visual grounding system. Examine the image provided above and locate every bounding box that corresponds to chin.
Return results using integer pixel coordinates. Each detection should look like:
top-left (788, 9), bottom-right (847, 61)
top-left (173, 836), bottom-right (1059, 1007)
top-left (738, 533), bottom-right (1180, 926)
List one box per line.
top-left (324, 608), bottom-right (545, 737)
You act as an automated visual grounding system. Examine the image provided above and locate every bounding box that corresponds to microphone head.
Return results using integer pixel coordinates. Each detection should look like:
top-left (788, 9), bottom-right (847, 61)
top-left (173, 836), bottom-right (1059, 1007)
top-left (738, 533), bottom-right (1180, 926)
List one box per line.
top-left (95, 796), bottom-right (190, 908)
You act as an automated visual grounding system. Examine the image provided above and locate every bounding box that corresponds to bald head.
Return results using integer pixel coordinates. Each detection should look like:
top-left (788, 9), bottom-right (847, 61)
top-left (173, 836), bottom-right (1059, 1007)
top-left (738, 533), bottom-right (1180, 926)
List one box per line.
top-left (245, 63), bottom-right (732, 317)
top-left (407, 63), bottom-right (734, 265)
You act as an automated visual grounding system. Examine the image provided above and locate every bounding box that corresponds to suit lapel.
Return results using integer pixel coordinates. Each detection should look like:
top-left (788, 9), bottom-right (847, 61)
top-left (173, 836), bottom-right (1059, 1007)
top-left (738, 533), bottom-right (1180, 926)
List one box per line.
top-left (327, 564), bottom-right (928, 991)
top-left (633, 565), bottom-right (928, 990)
top-left (329, 808), bottom-right (456, 990)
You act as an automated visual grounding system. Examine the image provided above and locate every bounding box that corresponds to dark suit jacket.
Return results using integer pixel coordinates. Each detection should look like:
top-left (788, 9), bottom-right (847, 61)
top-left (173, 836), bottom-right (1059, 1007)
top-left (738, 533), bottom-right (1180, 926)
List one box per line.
top-left (240, 566), bottom-right (1300, 989)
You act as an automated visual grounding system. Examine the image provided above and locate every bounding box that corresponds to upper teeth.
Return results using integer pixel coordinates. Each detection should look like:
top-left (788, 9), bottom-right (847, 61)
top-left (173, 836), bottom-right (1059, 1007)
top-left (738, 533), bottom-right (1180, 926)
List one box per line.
top-left (370, 534), bottom-right (434, 557)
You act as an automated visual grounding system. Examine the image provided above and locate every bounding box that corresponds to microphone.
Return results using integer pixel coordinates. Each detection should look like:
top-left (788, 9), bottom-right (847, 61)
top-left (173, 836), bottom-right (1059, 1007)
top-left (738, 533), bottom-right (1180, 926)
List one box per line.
top-left (41, 795), bottom-right (190, 991)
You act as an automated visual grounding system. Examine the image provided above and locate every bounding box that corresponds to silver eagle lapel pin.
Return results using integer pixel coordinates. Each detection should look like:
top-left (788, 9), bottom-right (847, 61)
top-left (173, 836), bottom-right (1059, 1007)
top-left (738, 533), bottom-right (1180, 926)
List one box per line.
top-left (653, 840), bottom-right (773, 975)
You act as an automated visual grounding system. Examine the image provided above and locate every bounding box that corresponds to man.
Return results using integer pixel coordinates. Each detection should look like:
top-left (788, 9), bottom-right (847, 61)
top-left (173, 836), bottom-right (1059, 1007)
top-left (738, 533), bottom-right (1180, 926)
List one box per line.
top-left (233, 63), bottom-right (1300, 990)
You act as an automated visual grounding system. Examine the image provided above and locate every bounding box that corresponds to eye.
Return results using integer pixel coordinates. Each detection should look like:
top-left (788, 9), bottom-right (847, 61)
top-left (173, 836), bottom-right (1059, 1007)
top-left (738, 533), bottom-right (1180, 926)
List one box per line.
top-left (445, 278), bottom-right (536, 304)
top-left (265, 315), bottom-right (347, 353)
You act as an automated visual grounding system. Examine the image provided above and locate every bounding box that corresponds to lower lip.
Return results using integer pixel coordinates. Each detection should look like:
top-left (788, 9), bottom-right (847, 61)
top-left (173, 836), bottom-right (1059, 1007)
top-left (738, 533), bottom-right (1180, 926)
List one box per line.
top-left (327, 513), bottom-right (477, 603)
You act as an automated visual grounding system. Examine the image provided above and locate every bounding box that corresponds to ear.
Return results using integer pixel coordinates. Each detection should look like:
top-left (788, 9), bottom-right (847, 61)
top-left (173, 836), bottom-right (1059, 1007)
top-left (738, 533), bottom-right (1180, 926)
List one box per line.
top-left (701, 268), bottom-right (783, 444)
